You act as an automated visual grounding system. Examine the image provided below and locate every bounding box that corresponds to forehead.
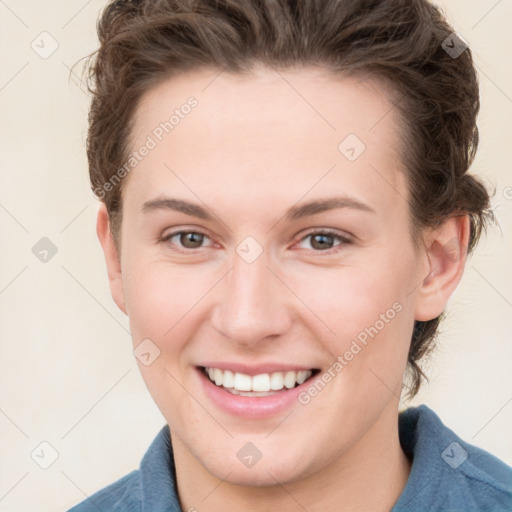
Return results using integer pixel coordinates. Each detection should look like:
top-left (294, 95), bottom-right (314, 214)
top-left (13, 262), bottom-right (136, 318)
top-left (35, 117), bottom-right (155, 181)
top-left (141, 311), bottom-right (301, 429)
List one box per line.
top-left (126, 66), bottom-right (408, 216)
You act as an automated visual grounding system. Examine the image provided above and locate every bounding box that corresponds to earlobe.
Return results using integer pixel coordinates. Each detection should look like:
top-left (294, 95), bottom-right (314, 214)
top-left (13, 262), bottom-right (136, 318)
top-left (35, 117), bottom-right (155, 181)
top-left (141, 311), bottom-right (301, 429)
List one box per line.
top-left (96, 202), bottom-right (127, 315)
top-left (414, 215), bottom-right (470, 322)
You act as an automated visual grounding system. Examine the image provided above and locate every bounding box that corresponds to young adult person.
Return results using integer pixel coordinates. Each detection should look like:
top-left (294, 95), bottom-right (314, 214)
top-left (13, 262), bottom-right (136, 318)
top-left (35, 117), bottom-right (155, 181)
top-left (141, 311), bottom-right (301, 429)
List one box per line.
top-left (68, 0), bottom-right (512, 510)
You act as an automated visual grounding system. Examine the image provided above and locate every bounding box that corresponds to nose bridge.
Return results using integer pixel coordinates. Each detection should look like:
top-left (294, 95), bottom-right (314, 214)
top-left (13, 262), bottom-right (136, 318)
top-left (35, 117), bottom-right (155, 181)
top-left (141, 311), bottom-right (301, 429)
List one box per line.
top-left (212, 247), bottom-right (291, 345)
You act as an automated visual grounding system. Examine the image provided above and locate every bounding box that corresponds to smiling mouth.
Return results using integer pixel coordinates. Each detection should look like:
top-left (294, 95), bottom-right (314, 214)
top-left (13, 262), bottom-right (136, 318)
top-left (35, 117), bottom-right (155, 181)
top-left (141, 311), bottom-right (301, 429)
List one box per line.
top-left (200, 366), bottom-right (320, 397)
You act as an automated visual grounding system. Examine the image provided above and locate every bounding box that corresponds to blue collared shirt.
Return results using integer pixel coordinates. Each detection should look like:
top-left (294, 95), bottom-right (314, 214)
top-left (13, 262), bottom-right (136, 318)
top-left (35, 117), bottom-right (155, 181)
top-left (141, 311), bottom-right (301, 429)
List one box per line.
top-left (67, 405), bottom-right (512, 511)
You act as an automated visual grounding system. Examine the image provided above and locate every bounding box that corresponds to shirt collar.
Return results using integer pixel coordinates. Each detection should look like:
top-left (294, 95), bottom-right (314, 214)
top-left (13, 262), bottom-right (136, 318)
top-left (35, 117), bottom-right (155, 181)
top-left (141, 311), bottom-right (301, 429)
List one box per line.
top-left (139, 424), bottom-right (182, 512)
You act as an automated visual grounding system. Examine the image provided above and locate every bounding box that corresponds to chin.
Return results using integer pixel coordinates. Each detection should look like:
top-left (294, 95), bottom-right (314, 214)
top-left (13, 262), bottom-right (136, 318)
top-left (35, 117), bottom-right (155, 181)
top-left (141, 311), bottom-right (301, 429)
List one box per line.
top-left (199, 446), bottom-right (314, 488)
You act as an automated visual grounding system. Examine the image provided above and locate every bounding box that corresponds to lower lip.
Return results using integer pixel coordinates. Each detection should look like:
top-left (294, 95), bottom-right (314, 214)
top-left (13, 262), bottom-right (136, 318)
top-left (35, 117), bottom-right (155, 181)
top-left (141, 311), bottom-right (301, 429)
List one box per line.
top-left (196, 367), bottom-right (314, 419)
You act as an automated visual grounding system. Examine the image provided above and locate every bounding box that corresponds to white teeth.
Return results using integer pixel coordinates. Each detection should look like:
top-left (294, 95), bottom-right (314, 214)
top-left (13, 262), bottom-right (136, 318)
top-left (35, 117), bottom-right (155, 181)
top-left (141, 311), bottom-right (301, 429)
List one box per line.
top-left (284, 371), bottom-right (296, 389)
top-left (223, 370), bottom-right (234, 388)
top-left (252, 373), bottom-right (271, 392)
top-left (234, 372), bottom-right (252, 391)
top-left (214, 368), bottom-right (223, 386)
top-left (296, 370), bottom-right (309, 385)
top-left (269, 372), bottom-right (284, 390)
top-left (204, 367), bottom-right (313, 392)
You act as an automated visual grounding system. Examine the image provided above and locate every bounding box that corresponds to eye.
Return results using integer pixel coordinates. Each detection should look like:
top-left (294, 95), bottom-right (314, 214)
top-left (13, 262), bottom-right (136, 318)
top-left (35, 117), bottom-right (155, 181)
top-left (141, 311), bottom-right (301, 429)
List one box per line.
top-left (159, 228), bottom-right (351, 254)
top-left (296, 229), bottom-right (351, 252)
top-left (159, 230), bottom-right (214, 251)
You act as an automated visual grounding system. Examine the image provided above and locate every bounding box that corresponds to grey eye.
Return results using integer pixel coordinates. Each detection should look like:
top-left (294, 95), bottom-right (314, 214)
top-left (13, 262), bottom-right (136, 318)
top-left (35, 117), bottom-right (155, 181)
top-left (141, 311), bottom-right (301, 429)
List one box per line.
top-left (176, 232), bottom-right (206, 249)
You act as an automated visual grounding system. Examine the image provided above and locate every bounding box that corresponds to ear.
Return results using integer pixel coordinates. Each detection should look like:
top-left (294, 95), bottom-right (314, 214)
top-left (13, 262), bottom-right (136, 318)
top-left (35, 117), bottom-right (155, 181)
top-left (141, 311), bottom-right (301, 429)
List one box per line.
top-left (414, 215), bottom-right (470, 322)
top-left (96, 202), bottom-right (127, 315)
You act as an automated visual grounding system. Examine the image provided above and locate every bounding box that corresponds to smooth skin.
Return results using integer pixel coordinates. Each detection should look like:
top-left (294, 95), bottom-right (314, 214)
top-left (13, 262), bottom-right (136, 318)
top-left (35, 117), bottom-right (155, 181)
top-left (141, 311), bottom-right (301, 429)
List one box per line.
top-left (97, 66), bottom-right (469, 511)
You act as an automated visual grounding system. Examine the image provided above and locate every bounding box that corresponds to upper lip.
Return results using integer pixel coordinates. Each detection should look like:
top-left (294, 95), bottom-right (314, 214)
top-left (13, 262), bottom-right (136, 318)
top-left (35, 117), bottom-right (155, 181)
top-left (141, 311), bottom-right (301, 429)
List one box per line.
top-left (198, 362), bottom-right (318, 376)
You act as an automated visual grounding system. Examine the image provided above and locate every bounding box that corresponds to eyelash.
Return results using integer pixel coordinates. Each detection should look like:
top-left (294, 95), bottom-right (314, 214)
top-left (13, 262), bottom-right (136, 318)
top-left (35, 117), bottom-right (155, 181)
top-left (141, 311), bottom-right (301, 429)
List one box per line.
top-left (158, 228), bottom-right (352, 255)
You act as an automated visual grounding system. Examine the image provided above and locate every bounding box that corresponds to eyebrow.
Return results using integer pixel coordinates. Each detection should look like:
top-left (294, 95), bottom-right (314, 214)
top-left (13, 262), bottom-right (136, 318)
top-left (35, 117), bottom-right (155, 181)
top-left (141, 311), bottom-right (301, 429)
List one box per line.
top-left (141, 196), bottom-right (376, 221)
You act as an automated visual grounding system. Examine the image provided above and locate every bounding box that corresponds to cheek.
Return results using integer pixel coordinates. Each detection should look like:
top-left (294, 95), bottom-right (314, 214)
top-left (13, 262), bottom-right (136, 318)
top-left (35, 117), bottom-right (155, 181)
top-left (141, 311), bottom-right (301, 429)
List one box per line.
top-left (122, 258), bottom-right (215, 344)
top-left (287, 256), bottom-right (414, 396)
top-left (286, 260), bottom-right (409, 341)
top-left (122, 260), bottom-right (207, 421)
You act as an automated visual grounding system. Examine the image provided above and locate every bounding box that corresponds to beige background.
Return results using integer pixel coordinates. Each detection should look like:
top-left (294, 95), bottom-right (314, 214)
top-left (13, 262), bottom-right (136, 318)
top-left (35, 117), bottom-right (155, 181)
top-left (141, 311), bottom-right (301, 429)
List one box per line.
top-left (0, 1), bottom-right (511, 511)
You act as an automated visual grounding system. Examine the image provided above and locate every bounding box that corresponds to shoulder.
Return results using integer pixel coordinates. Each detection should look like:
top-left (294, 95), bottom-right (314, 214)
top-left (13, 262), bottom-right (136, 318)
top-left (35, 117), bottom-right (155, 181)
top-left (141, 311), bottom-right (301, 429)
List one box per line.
top-left (66, 424), bottom-right (178, 512)
top-left (394, 404), bottom-right (512, 511)
top-left (66, 470), bottom-right (141, 512)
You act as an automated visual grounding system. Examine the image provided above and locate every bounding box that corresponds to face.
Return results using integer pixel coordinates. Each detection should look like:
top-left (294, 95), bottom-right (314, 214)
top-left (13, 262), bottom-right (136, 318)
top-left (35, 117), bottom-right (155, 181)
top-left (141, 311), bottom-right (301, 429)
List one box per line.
top-left (106, 66), bottom-right (430, 486)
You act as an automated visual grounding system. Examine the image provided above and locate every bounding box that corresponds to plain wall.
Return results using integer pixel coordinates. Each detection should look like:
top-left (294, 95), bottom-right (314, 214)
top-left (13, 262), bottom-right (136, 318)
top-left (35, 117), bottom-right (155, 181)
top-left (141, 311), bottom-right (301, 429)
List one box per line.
top-left (0, 1), bottom-right (511, 510)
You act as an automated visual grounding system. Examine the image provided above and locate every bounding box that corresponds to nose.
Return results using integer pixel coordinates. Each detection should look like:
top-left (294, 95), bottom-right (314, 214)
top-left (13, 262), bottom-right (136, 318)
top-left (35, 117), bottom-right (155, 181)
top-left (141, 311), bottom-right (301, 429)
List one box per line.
top-left (211, 247), bottom-right (293, 348)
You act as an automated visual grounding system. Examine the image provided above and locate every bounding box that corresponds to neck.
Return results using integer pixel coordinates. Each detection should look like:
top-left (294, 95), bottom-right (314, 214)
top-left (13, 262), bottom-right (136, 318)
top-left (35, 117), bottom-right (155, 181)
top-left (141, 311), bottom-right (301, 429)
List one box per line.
top-left (172, 403), bottom-right (411, 512)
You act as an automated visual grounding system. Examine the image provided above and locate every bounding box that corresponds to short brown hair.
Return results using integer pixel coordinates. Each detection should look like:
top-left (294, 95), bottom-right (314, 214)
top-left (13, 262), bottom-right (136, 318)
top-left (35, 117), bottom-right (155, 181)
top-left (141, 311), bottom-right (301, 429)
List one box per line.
top-left (77, 0), bottom-right (495, 399)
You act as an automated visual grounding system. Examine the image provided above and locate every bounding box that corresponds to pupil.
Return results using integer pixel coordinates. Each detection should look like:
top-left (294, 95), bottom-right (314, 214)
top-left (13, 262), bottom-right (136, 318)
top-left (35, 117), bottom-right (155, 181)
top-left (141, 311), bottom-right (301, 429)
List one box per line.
top-left (181, 232), bottom-right (203, 248)
top-left (312, 234), bottom-right (333, 250)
